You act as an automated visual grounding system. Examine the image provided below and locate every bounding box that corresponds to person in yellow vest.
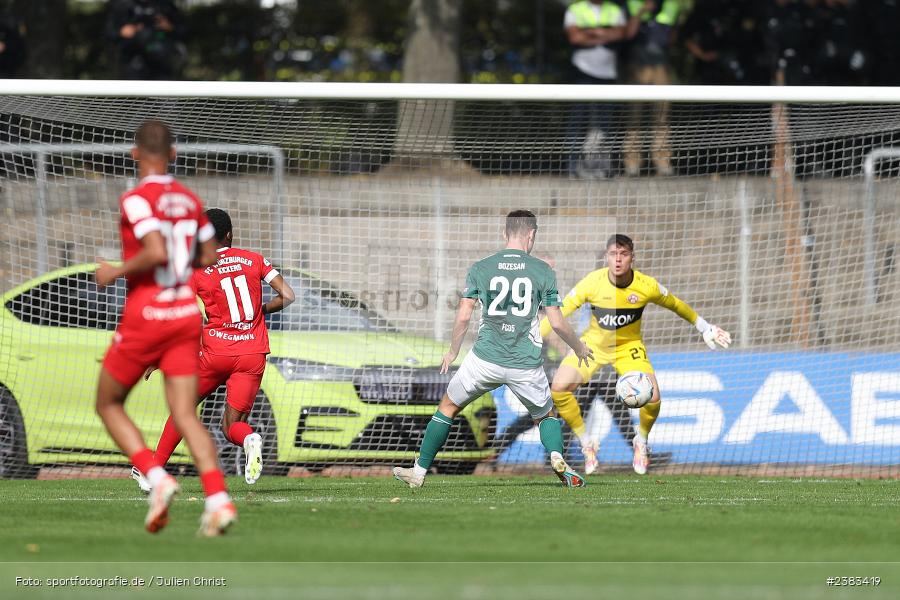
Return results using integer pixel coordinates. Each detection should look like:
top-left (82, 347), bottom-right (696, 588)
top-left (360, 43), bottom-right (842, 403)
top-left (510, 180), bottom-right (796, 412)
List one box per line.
top-left (564, 0), bottom-right (628, 179)
top-left (565, 0), bottom-right (628, 84)
top-left (538, 234), bottom-right (732, 475)
top-left (622, 0), bottom-right (681, 177)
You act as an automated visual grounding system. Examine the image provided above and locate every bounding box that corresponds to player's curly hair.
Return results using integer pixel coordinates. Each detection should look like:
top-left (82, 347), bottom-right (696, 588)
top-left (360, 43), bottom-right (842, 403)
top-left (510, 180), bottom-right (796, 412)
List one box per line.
top-left (505, 210), bottom-right (537, 238)
top-left (206, 208), bottom-right (232, 243)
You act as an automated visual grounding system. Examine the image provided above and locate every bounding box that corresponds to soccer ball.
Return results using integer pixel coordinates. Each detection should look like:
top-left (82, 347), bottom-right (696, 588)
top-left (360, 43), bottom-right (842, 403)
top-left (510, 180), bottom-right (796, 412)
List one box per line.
top-left (616, 371), bottom-right (654, 409)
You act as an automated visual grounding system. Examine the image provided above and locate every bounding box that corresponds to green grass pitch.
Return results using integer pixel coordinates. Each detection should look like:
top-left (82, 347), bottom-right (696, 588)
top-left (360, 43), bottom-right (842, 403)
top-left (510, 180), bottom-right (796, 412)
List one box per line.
top-left (1, 474), bottom-right (898, 599)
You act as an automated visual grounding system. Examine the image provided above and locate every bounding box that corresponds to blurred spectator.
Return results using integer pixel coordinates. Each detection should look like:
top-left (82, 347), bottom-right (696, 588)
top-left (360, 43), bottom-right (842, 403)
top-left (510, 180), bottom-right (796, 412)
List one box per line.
top-left (811, 0), bottom-right (864, 85)
top-left (682, 0), bottom-right (766, 85)
top-left (563, 0), bottom-right (628, 179)
top-left (857, 0), bottom-right (900, 86)
top-left (0, 15), bottom-right (25, 78)
top-left (106, 0), bottom-right (185, 80)
top-left (762, 0), bottom-right (821, 85)
top-left (622, 0), bottom-right (680, 176)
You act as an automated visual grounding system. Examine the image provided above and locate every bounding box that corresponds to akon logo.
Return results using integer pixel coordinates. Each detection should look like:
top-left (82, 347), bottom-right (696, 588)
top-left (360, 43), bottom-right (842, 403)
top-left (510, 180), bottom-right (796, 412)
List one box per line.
top-left (597, 313), bottom-right (637, 328)
top-left (591, 306), bottom-right (645, 330)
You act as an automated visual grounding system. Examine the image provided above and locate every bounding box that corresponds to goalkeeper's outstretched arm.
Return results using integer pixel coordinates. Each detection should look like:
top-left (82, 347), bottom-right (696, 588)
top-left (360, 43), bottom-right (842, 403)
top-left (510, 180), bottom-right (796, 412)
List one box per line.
top-left (693, 315), bottom-right (732, 349)
top-left (544, 306), bottom-right (594, 367)
top-left (653, 287), bottom-right (732, 349)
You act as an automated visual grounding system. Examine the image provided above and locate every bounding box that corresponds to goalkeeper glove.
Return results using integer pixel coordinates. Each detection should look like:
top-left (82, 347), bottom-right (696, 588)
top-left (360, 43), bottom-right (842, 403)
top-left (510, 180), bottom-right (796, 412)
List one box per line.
top-left (695, 316), bottom-right (732, 350)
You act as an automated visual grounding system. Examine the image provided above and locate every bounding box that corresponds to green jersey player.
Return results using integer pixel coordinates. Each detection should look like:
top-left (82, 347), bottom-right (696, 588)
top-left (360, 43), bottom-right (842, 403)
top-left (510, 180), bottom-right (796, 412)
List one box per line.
top-left (393, 210), bottom-right (594, 488)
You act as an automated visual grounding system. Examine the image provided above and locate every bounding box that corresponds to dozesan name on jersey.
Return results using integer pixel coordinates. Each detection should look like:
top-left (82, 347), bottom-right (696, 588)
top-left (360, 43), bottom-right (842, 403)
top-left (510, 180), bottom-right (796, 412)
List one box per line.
top-left (497, 262), bottom-right (526, 270)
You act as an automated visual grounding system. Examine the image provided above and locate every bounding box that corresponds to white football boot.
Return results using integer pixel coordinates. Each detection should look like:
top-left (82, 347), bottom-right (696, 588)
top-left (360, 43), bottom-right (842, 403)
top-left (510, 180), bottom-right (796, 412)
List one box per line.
top-left (392, 466), bottom-right (425, 488)
top-left (131, 466), bottom-right (151, 494)
top-left (145, 474), bottom-right (179, 534)
top-left (582, 440), bottom-right (599, 475)
top-left (550, 453), bottom-right (586, 488)
top-left (632, 436), bottom-right (650, 475)
top-left (198, 502), bottom-right (237, 537)
top-left (243, 433), bottom-right (263, 485)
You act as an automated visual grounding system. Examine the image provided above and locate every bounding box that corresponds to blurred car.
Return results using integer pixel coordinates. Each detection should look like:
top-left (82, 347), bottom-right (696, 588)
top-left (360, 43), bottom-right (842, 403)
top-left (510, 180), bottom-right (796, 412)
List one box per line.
top-left (0, 264), bottom-right (495, 478)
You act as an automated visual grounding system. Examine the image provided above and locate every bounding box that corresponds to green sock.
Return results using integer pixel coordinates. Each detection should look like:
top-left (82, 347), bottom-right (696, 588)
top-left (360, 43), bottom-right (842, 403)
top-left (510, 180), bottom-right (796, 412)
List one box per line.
top-left (417, 410), bottom-right (454, 469)
top-left (538, 417), bottom-right (565, 456)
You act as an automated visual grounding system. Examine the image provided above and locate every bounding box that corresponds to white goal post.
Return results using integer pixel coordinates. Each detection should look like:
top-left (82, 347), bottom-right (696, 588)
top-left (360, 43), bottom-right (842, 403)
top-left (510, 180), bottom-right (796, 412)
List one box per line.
top-left (3, 79), bottom-right (900, 102)
top-left (1, 80), bottom-right (899, 480)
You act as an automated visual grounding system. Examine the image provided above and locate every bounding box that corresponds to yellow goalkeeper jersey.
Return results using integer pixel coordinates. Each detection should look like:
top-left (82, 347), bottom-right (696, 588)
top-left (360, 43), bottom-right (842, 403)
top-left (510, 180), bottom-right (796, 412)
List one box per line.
top-left (539, 267), bottom-right (698, 347)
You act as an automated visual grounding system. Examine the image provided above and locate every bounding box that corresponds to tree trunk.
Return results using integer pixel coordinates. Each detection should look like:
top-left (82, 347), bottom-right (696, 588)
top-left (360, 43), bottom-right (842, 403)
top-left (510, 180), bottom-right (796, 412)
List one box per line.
top-left (402, 0), bottom-right (461, 84)
top-left (16, 0), bottom-right (67, 78)
top-left (771, 68), bottom-right (810, 347)
top-left (393, 0), bottom-right (462, 166)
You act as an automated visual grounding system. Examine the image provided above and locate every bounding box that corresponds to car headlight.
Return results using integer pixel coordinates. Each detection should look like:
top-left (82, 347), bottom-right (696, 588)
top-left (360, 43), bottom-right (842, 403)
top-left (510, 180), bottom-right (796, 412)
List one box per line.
top-left (268, 357), bottom-right (356, 382)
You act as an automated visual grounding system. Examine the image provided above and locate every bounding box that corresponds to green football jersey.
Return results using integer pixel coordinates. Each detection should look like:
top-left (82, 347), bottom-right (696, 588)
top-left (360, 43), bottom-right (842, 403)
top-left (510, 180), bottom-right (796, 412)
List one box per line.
top-left (462, 249), bottom-right (562, 369)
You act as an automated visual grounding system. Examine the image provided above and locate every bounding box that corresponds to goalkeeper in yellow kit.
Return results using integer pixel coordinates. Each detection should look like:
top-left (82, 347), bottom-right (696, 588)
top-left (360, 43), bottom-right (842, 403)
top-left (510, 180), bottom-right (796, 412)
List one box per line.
top-left (539, 234), bottom-right (731, 475)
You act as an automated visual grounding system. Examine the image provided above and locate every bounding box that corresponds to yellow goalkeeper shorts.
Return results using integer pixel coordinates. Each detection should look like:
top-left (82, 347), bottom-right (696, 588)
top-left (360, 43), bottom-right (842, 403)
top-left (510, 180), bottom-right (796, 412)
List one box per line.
top-left (560, 338), bottom-right (654, 384)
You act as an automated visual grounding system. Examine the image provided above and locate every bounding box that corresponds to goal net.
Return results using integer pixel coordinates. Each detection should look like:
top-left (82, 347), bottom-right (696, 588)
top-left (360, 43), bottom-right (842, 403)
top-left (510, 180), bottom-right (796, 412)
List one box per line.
top-left (1, 83), bottom-right (899, 479)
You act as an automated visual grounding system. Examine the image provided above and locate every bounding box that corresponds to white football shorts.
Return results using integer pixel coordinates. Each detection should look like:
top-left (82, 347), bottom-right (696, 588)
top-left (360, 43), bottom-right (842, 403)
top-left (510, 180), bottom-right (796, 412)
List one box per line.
top-left (447, 351), bottom-right (553, 420)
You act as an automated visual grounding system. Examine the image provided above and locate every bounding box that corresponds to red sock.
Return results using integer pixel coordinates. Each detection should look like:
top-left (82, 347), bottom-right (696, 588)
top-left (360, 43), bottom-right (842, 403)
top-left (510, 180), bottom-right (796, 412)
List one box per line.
top-left (200, 469), bottom-right (228, 497)
top-left (130, 448), bottom-right (159, 475)
top-left (226, 422), bottom-right (254, 446)
top-left (153, 416), bottom-right (183, 466)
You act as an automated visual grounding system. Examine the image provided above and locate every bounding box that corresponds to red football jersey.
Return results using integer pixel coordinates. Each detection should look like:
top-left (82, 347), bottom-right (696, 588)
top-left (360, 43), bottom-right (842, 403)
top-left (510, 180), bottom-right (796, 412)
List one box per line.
top-left (193, 246), bottom-right (278, 356)
top-left (119, 174), bottom-right (215, 310)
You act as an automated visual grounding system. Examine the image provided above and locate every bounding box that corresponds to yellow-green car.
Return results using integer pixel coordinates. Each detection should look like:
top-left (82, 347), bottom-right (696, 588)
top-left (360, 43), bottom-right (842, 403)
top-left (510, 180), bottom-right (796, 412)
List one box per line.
top-left (0, 265), bottom-right (495, 478)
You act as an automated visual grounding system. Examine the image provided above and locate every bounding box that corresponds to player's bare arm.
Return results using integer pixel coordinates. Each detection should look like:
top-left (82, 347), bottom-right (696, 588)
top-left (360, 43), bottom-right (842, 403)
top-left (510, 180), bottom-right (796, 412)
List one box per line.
top-left (193, 236), bottom-right (218, 269)
top-left (544, 305), bottom-right (593, 368)
top-left (262, 274), bottom-right (295, 315)
top-left (440, 297), bottom-right (477, 374)
top-left (95, 229), bottom-right (167, 288)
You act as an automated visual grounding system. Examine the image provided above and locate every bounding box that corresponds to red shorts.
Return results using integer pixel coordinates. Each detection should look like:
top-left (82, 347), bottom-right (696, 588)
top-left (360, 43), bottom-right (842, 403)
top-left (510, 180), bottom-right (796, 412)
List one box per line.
top-left (102, 309), bottom-right (202, 388)
top-left (197, 352), bottom-right (266, 413)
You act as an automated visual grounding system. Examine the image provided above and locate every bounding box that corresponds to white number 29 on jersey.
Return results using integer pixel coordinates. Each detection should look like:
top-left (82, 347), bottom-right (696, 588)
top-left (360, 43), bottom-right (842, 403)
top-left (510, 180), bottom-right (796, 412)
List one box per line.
top-left (154, 220), bottom-right (197, 287)
top-left (487, 276), bottom-right (532, 317)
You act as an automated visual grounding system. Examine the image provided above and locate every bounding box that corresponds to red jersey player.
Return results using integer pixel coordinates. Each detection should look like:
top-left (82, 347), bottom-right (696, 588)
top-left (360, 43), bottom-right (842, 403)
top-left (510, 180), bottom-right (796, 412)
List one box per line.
top-left (95, 120), bottom-right (236, 537)
top-left (135, 208), bottom-right (294, 490)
